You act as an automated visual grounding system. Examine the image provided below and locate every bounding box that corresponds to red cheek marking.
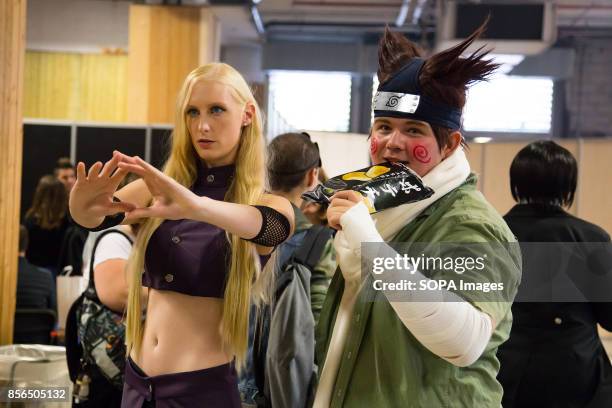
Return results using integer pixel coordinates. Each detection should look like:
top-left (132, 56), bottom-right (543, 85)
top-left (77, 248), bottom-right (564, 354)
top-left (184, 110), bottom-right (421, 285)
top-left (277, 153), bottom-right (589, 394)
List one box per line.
top-left (413, 145), bottom-right (431, 163)
top-left (370, 137), bottom-right (378, 155)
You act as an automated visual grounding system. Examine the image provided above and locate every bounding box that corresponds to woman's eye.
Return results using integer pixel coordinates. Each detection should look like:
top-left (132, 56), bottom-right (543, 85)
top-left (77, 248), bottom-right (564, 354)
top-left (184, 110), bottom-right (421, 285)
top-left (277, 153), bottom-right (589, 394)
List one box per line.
top-left (210, 106), bottom-right (225, 114)
top-left (406, 127), bottom-right (421, 134)
top-left (377, 125), bottom-right (391, 132)
top-left (186, 108), bottom-right (199, 118)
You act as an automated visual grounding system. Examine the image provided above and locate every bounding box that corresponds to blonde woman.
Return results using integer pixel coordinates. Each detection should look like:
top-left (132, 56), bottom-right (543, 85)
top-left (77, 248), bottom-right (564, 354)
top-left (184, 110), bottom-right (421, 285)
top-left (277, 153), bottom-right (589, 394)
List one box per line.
top-left (69, 63), bottom-right (294, 407)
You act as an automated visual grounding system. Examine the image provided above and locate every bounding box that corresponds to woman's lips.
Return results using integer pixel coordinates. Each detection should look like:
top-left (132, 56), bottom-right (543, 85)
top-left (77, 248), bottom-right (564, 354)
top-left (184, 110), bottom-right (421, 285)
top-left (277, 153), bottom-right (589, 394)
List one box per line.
top-left (197, 140), bottom-right (214, 149)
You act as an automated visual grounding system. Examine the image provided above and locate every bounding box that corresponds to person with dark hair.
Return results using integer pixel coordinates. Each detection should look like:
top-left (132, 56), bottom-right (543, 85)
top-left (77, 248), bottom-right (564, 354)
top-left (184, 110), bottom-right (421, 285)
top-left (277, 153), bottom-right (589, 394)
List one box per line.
top-left (24, 174), bottom-right (70, 275)
top-left (16, 225), bottom-right (57, 312)
top-left (509, 140), bottom-right (577, 208)
top-left (497, 140), bottom-right (612, 408)
top-left (313, 22), bottom-right (521, 407)
top-left (55, 158), bottom-right (91, 279)
top-left (55, 157), bottom-right (77, 193)
top-left (267, 132), bottom-right (336, 323)
top-left (239, 132), bottom-right (336, 406)
top-left (70, 222), bottom-right (140, 407)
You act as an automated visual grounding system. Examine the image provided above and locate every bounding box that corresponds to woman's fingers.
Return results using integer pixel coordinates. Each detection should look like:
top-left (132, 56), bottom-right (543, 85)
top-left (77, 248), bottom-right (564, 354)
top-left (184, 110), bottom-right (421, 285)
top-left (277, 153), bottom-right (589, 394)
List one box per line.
top-left (118, 154), bottom-right (168, 184)
top-left (76, 162), bottom-right (87, 182)
top-left (133, 156), bottom-right (171, 184)
top-left (100, 153), bottom-right (120, 178)
top-left (123, 211), bottom-right (140, 224)
top-left (119, 160), bottom-right (177, 198)
top-left (134, 156), bottom-right (159, 173)
top-left (118, 162), bottom-right (149, 179)
top-left (109, 200), bottom-right (136, 214)
top-left (110, 167), bottom-right (129, 186)
top-left (117, 162), bottom-right (165, 197)
top-left (87, 161), bottom-right (103, 179)
top-left (126, 206), bottom-right (159, 220)
top-left (116, 152), bottom-right (139, 165)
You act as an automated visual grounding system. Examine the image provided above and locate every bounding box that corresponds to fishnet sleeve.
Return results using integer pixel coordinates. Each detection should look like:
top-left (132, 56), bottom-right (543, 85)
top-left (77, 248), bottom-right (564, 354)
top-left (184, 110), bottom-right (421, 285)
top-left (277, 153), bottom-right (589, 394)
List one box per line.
top-left (244, 205), bottom-right (291, 247)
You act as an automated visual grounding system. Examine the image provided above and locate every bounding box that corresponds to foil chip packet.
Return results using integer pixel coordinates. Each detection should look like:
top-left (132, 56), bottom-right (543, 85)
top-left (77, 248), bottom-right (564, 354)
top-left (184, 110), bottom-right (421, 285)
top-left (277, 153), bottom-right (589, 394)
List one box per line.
top-left (302, 162), bottom-right (434, 214)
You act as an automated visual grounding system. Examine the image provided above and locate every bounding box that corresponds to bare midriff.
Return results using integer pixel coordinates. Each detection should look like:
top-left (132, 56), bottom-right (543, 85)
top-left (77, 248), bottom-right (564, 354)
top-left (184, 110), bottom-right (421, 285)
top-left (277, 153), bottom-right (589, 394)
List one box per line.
top-left (130, 288), bottom-right (231, 376)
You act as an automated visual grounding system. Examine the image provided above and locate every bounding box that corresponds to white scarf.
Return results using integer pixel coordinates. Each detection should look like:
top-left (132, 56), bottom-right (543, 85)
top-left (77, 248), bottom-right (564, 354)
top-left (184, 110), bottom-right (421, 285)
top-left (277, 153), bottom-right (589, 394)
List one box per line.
top-left (372, 146), bottom-right (472, 241)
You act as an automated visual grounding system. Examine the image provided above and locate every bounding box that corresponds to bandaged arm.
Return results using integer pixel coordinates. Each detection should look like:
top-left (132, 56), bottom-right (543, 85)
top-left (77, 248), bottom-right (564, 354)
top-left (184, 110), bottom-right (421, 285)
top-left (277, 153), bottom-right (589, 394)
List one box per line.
top-left (340, 202), bottom-right (493, 367)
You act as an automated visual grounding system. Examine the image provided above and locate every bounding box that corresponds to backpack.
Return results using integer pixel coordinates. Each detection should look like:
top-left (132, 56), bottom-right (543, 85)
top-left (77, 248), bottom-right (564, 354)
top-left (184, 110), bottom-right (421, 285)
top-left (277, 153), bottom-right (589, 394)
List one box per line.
top-left (253, 224), bottom-right (333, 408)
top-left (70, 229), bottom-right (132, 390)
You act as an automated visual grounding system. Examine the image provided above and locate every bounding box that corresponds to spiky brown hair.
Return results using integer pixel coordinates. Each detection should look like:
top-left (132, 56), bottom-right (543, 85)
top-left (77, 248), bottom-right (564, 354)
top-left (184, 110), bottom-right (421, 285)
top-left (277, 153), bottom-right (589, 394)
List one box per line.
top-left (377, 19), bottom-right (500, 149)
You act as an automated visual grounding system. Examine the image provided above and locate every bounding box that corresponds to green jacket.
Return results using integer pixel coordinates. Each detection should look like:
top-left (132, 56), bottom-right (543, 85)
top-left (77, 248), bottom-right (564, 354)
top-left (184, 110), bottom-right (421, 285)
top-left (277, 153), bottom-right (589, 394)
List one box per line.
top-left (315, 174), bottom-right (522, 407)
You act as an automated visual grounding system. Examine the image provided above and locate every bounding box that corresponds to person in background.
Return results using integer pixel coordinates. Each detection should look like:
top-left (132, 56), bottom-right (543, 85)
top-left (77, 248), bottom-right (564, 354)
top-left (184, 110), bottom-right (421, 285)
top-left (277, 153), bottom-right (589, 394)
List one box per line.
top-left (16, 224), bottom-right (56, 311)
top-left (267, 132), bottom-right (336, 323)
top-left (55, 157), bottom-right (77, 193)
top-left (56, 158), bottom-right (88, 277)
top-left (73, 222), bottom-right (139, 407)
top-left (54, 156), bottom-right (88, 276)
top-left (24, 174), bottom-right (69, 276)
top-left (238, 132), bottom-right (337, 407)
top-left (497, 140), bottom-right (612, 408)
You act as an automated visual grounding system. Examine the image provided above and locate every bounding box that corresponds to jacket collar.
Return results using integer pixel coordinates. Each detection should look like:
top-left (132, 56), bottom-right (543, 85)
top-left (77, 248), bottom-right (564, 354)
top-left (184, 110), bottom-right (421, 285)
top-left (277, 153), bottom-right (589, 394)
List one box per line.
top-left (506, 203), bottom-right (568, 218)
top-left (194, 161), bottom-right (235, 190)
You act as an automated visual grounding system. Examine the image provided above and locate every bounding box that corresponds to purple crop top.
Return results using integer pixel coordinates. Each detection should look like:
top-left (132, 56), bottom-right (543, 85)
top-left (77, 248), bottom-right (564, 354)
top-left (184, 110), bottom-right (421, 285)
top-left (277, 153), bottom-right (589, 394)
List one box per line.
top-left (143, 163), bottom-right (269, 298)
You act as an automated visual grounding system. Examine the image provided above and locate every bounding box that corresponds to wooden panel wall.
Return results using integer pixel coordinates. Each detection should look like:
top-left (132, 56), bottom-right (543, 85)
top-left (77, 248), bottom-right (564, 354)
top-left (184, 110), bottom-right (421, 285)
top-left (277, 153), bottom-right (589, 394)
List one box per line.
top-left (126, 4), bottom-right (151, 123)
top-left (482, 142), bottom-right (528, 217)
top-left (199, 8), bottom-right (220, 66)
top-left (0, 0), bottom-right (26, 345)
top-left (127, 5), bottom-right (201, 124)
top-left (577, 139), bottom-right (612, 235)
top-left (23, 52), bottom-right (128, 122)
top-left (465, 143), bottom-right (484, 191)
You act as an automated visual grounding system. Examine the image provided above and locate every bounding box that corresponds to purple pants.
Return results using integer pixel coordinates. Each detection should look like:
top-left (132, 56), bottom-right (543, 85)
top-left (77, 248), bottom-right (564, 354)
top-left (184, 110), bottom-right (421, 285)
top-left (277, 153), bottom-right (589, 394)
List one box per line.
top-left (121, 357), bottom-right (241, 408)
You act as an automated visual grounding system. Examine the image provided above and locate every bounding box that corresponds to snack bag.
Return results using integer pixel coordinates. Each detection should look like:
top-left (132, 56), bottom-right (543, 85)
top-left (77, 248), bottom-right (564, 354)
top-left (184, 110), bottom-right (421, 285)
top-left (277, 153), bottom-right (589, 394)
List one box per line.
top-left (302, 162), bottom-right (434, 214)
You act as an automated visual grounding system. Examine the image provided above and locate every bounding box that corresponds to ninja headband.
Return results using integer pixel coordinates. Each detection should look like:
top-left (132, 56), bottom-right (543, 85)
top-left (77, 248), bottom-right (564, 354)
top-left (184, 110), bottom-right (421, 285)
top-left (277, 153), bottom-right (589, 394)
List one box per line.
top-left (373, 58), bottom-right (462, 130)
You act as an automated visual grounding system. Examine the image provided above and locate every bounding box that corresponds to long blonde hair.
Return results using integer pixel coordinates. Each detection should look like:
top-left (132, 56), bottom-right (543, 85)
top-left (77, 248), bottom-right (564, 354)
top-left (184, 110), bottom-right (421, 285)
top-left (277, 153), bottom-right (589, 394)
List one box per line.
top-left (125, 63), bottom-right (265, 370)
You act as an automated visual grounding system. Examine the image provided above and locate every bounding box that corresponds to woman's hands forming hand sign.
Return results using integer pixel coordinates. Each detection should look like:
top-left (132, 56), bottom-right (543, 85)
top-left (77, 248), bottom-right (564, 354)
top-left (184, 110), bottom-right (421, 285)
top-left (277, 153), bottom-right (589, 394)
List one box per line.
top-left (69, 152), bottom-right (136, 228)
top-left (70, 151), bottom-right (207, 226)
top-left (116, 153), bottom-right (203, 222)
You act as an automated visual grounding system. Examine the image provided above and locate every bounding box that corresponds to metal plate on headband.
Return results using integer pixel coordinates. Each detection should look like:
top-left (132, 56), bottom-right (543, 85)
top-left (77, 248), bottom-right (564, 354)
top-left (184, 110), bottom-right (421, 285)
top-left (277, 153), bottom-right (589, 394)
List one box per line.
top-left (373, 92), bottom-right (420, 114)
